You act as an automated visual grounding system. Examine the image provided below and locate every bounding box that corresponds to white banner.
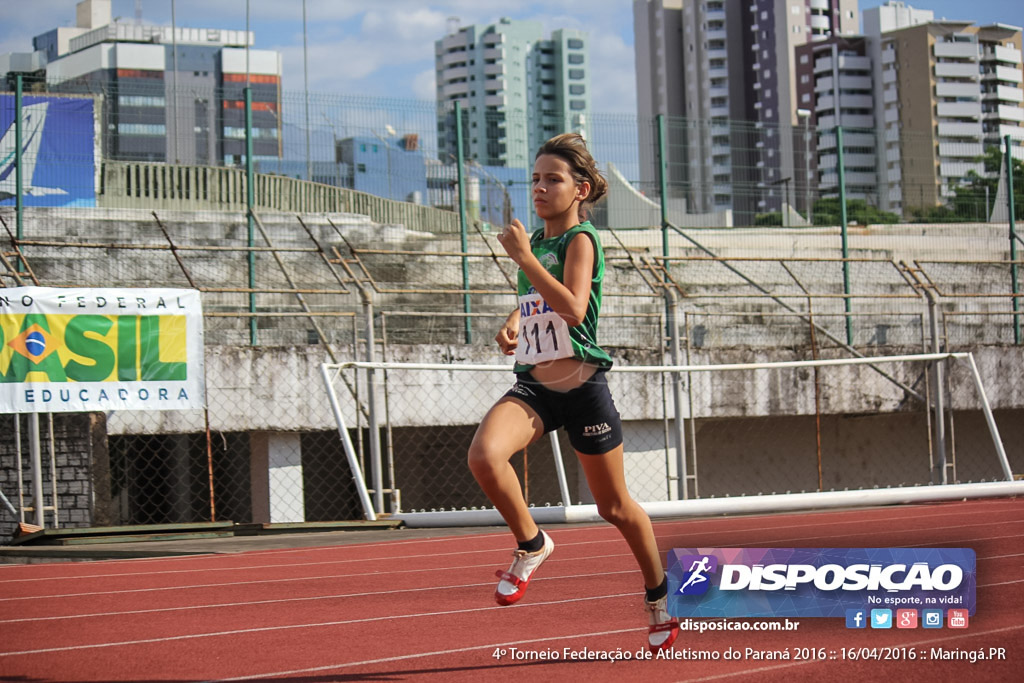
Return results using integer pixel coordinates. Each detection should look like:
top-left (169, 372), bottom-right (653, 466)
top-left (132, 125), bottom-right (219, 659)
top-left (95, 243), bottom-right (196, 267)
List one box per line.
top-left (0, 287), bottom-right (205, 413)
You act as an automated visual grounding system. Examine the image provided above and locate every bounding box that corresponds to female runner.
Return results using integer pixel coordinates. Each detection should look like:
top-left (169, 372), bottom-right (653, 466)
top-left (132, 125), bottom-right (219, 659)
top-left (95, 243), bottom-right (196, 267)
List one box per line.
top-left (467, 133), bottom-right (679, 652)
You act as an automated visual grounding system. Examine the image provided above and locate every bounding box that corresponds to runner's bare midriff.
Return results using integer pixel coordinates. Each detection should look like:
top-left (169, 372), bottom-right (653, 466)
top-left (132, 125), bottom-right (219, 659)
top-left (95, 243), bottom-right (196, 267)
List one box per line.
top-left (528, 358), bottom-right (598, 392)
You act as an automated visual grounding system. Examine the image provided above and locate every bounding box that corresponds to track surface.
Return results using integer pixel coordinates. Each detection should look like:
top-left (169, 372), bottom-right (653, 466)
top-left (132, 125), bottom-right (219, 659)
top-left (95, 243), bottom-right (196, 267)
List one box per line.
top-left (0, 498), bottom-right (1021, 682)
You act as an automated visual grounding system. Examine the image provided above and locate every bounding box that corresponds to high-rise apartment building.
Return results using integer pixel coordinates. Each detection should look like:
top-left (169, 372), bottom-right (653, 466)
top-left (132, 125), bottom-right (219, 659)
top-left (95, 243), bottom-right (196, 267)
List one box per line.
top-left (864, 1), bottom-right (934, 213)
top-left (795, 36), bottom-right (876, 210)
top-left (633, 0), bottom-right (857, 224)
top-left (1, 0), bottom-right (282, 166)
top-left (865, 9), bottom-right (1023, 215)
top-left (435, 18), bottom-right (590, 169)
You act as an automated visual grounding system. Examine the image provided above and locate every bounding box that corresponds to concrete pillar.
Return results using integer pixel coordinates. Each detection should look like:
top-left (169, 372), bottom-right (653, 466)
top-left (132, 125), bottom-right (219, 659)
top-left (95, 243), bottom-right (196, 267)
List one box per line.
top-left (250, 432), bottom-right (305, 524)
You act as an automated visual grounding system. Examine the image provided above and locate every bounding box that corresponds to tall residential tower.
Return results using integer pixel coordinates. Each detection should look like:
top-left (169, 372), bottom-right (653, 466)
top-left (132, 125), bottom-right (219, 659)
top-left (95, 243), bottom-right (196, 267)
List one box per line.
top-left (634, 0), bottom-right (857, 223)
top-left (435, 18), bottom-right (590, 169)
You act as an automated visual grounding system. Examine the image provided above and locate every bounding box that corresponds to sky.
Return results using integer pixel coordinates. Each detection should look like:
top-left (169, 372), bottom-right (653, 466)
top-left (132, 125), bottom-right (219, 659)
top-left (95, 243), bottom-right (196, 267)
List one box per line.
top-left (1, 1), bottom-right (1021, 116)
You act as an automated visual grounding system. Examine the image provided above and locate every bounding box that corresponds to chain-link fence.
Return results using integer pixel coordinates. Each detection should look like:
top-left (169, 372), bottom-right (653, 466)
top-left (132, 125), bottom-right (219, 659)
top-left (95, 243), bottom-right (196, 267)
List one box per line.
top-left (4, 79), bottom-right (1024, 229)
top-left (323, 351), bottom-right (1019, 519)
top-left (2, 206), bottom-right (1022, 542)
top-left (2, 82), bottom-right (1023, 543)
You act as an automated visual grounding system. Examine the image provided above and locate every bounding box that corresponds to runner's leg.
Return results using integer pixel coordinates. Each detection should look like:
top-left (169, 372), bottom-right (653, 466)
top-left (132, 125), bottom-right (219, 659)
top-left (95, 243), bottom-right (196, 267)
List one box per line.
top-left (468, 397), bottom-right (545, 542)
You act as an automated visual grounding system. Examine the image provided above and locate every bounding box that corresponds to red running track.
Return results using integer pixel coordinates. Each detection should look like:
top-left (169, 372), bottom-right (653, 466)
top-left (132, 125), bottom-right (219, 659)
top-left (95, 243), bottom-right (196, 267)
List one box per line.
top-left (0, 497), bottom-right (1021, 682)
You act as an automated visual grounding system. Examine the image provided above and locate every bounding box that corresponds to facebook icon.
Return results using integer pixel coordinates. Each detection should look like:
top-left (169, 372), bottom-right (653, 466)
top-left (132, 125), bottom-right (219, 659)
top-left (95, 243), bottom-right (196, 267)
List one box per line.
top-left (846, 609), bottom-right (867, 629)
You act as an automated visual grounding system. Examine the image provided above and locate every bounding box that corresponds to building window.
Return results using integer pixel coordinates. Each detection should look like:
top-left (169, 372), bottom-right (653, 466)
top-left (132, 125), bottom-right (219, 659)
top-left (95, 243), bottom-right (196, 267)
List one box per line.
top-left (568, 69), bottom-right (585, 80)
top-left (570, 100), bottom-right (586, 110)
top-left (569, 84), bottom-right (585, 95)
top-left (567, 38), bottom-right (584, 49)
top-left (568, 54), bottom-right (584, 64)
top-left (118, 95), bottom-right (166, 107)
top-left (117, 123), bottom-right (166, 136)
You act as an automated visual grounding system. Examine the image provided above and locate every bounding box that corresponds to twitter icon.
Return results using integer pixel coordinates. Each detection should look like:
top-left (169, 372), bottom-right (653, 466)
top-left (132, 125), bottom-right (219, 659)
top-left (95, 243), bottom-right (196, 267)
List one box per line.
top-left (870, 609), bottom-right (893, 629)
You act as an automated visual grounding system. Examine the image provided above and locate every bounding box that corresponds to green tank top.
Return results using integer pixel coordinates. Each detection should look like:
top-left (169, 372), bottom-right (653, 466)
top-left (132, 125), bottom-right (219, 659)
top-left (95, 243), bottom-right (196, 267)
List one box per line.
top-left (513, 221), bottom-right (613, 372)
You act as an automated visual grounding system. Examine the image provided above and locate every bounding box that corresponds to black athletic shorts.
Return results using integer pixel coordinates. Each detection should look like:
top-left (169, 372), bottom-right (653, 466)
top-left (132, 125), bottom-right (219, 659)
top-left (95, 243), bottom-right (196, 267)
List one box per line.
top-left (502, 369), bottom-right (624, 455)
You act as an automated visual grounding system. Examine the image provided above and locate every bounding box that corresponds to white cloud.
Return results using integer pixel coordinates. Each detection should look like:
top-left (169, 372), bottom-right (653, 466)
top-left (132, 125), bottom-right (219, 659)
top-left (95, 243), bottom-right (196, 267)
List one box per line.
top-left (411, 68), bottom-right (437, 101)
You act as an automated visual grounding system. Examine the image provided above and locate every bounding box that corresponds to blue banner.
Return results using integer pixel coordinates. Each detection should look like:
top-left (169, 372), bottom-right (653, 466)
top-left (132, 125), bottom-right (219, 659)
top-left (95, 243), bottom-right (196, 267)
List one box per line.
top-left (667, 547), bottom-right (976, 618)
top-left (1, 94), bottom-right (98, 207)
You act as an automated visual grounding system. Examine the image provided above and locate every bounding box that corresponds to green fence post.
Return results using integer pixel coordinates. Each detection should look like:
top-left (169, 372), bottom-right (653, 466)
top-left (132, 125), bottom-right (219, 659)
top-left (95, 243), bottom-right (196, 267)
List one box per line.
top-left (836, 126), bottom-right (852, 346)
top-left (1008, 135), bottom-right (1020, 345)
top-left (657, 114), bottom-right (669, 260)
top-left (245, 86), bottom-right (257, 345)
top-left (15, 74), bottom-right (23, 270)
top-left (455, 101), bottom-right (472, 344)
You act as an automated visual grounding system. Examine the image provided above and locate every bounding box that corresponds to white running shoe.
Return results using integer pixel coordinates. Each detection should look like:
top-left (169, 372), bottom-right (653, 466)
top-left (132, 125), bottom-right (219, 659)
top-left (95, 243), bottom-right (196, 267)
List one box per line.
top-left (645, 594), bottom-right (680, 652)
top-left (494, 530), bottom-right (554, 606)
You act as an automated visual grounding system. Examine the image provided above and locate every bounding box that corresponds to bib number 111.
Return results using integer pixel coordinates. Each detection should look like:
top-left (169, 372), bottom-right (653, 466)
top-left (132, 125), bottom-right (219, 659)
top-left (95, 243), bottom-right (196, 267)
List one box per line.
top-left (515, 294), bottom-right (573, 364)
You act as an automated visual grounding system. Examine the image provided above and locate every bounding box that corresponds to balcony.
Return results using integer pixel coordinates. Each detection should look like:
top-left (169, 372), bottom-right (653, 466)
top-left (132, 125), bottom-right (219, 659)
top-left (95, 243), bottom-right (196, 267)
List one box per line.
top-left (441, 51), bottom-right (468, 67)
top-left (934, 42), bottom-right (978, 60)
top-left (994, 65), bottom-right (1023, 83)
top-left (442, 81), bottom-right (469, 97)
top-left (938, 141), bottom-right (984, 158)
top-left (936, 82), bottom-right (980, 99)
top-left (443, 65), bottom-right (469, 81)
top-left (937, 121), bottom-right (983, 137)
top-left (837, 56), bottom-right (871, 71)
top-left (838, 75), bottom-right (872, 91)
top-left (993, 45), bottom-right (1023, 64)
top-left (841, 94), bottom-right (874, 109)
top-left (440, 34), bottom-right (467, 51)
top-left (839, 114), bottom-right (874, 129)
top-left (996, 104), bottom-right (1024, 121)
top-left (936, 101), bottom-right (981, 118)
top-left (934, 62), bottom-right (979, 79)
top-left (844, 132), bottom-right (875, 148)
top-left (845, 171), bottom-right (877, 187)
top-left (996, 85), bottom-right (1024, 102)
top-left (939, 160), bottom-right (985, 178)
top-left (844, 153), bottom-right (877, 168)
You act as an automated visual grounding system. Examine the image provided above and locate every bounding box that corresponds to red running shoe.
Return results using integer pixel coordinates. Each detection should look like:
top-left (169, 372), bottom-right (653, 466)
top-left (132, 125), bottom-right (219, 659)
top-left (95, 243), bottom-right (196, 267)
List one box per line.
top-left (494, 530), bottom-right (554, 606)
top-left (646, 594), bottom-right (680, 652)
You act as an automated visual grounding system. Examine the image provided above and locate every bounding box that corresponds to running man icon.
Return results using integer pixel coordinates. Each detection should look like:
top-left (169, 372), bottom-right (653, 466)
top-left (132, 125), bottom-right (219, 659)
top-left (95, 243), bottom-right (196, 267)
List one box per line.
top-left (679, 556), bottom-right (713, 594)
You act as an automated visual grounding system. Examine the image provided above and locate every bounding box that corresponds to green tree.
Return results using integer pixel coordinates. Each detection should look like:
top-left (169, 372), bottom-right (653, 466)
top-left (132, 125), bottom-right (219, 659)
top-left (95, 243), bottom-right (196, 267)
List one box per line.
top-left (911, 146), bottom-right (1024, 222)
top-left (811, 198), bottom-right (900, 226)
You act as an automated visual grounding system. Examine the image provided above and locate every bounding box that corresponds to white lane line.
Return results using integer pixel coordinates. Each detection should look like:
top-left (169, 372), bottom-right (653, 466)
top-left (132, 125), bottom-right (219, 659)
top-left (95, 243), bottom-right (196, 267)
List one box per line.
top-left (3, 502), bottom-right (1019, 584)
top-left (683, 623), bottom-right (1024, 681)
top-left (205, 622), bottom-right (1024, 682)
top-left (0, 569), bottom-right (639, 624)
top-left (0, 552), bottom-right (638, 603)
top-left (203, 627), bottom-right (645, 682)
top-left (2, 525), bottom-right (1020, 604)
top-left (0, 592), bottom-right (639, 658)
top-left (4, 513), bottom-right (1020, 593)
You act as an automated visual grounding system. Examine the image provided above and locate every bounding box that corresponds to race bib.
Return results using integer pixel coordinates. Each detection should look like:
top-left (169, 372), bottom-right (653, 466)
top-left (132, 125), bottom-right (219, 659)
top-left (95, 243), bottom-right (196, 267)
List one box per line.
top-left (515, 293), bottom-right (574, 364)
